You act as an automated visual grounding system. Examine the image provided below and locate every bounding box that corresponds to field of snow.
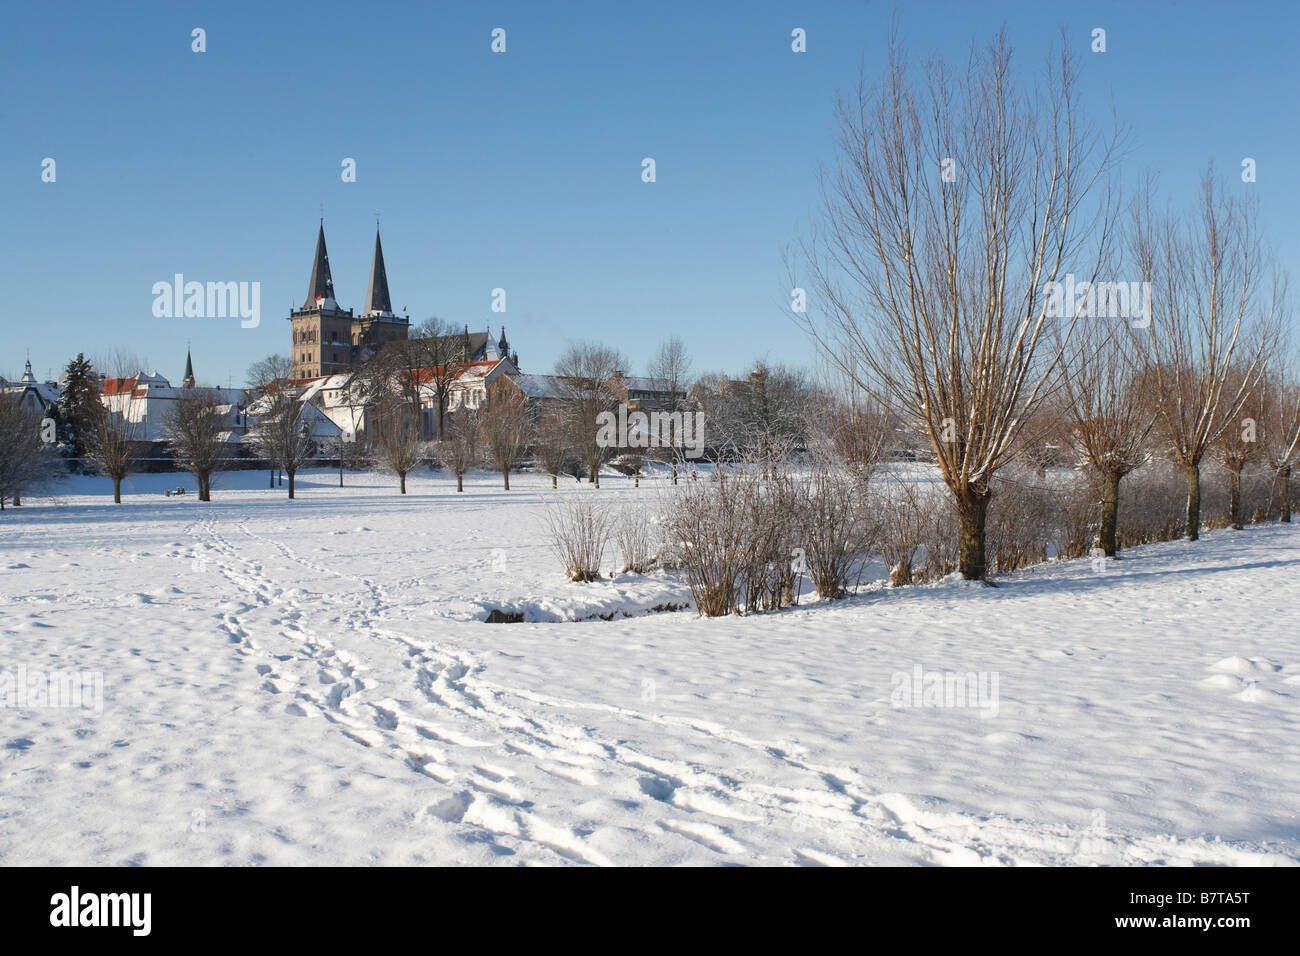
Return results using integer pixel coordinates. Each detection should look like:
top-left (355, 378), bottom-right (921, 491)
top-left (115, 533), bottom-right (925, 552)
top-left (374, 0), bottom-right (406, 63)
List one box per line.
top-left (2, 466), bottom-right (1298, 866)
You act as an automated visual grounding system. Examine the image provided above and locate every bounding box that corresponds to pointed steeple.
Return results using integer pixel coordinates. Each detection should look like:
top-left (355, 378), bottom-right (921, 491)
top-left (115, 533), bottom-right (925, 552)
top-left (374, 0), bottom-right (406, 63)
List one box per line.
top-left (182, 350), bottom-right (195, 389)
top-left (307, 220), bottom-right (338, 308)
top-left (365, 227), bottom-right (392, 315)
top-left (498, 326), bottom-right (509, 355)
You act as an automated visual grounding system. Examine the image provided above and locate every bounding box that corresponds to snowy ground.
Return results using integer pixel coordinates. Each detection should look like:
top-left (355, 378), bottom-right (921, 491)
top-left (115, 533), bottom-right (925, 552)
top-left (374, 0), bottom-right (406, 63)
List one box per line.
top-left (1, 466), bottom-right (1298, 866)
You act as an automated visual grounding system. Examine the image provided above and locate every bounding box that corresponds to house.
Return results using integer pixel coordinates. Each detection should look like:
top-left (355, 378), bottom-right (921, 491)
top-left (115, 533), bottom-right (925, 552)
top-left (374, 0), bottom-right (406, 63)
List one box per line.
top-left (607, 370), bottom-right (682, 411)
top-left (0, 360), bottom-right (59, 415)
top-left (243, 391), bottom-right (343, 445)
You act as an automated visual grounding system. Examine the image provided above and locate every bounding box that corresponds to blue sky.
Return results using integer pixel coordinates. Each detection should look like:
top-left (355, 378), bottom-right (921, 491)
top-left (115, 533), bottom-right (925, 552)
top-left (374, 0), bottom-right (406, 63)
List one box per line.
top-left (3, 0), bottom-right (1297, 386)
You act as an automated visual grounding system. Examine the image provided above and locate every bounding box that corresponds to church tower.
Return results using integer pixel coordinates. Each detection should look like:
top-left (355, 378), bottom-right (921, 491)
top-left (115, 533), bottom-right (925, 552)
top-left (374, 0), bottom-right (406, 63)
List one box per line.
top-left (288, 222), bottom-right (357, 381)
top-left (352, 225), bottom-right (409, 352)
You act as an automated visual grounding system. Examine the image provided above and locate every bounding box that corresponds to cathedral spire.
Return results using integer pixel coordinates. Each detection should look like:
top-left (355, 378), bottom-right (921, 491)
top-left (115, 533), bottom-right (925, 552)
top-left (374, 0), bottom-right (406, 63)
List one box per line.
top-left (365, 226), bottom-right (392, 315)
top-left (307, 220), bottom-right (337, 308)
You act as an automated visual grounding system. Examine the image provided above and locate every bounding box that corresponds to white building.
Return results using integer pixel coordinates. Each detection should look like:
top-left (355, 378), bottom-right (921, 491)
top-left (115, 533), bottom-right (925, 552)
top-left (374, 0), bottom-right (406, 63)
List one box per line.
top-left (299, 356), bottom-right (517, 441)
top-left (0, 360), bottom-right (59, 416)
top-left (100, 356), bottom-right (246, 444)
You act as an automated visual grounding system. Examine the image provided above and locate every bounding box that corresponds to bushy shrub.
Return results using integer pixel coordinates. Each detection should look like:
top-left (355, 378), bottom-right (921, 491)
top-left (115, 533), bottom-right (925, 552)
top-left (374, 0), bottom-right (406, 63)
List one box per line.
top-left (875, 481), bottom-right (926, 586)
top-left (542, 494), bottom-right (613, 582)
top-left (797, 467), bottom-right (874, 599)
top-left (661, 459), bottom-right (873, 616)
top-left (614, 507), bottom-right (656, 574)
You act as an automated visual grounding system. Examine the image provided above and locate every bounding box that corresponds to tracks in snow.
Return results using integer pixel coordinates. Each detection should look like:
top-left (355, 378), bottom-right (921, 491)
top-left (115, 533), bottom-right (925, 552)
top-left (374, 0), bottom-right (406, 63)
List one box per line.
top-left (184, 513), bottom-right (1288, 866)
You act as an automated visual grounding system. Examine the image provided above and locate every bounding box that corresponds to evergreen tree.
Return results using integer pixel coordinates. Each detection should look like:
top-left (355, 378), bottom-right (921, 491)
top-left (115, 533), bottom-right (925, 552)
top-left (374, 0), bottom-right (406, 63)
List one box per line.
top-left (57, 353), bottom-right (101, 464)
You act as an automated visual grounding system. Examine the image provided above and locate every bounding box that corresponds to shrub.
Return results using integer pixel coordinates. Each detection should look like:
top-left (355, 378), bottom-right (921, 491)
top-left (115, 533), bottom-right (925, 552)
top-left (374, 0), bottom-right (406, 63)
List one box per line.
top-left (798, 467), bottom-right (874, 599)
top-left (542, 494), bottom-right (614, 582)
top-left (614, 507), bottom-right (656, 574)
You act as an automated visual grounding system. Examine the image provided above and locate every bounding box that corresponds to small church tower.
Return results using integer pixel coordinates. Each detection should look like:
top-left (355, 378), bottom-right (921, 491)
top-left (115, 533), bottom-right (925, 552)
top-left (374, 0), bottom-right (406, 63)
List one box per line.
top-left (182, 350), bottom-right (195, 389)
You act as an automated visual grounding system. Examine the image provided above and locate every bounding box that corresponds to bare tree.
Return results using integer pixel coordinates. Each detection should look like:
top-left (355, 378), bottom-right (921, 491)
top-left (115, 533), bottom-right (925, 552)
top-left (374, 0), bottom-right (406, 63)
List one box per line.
top-left (739, 362), bottom-right (811, 466)
top-left (797, 31), bottom-right (1116, 579)
top-left (479, 380), bottom-right (531, 490)
top-left (84, 405), bottom-right (142, 504)
top-left (249, 391), bottom-right (315, 499)
top-left (1057, 316), bottom-right (1155, 556)
top-left (809, 365), bottom-right (893, 486)
top-left (435, 409), bottom-right (479, 492)
top-left (418, 318), bottom-right (475, 437)
top-left (554, 342), bottom-right (625, 488)
top-left (85, 352), bottom-right (146, 503)
top-left (647, 337), bottom-right (693, 483)
top-left (246, 353), bottom-right (294, 391)
top-left (1131, 170), bottom-right (1275, 540)
top-left (371, 395), bottom-right (424, 494)
top-left (164, 389), bottom-right (229, 501)
top-left (1212, 368), bottom-right (1264, 530)
top-left (0, 395), bottom-right (63, 509)
top-left (692, 363), bottom-right (810, 466)
top-left (363, 319), bottom-right (467, 439)
top-left (245, 355), bottom-right (296, 488)
top-left (1260, 348), bottom-right (1300, 522)
top-left (533, 407), bottom-right (572, 488)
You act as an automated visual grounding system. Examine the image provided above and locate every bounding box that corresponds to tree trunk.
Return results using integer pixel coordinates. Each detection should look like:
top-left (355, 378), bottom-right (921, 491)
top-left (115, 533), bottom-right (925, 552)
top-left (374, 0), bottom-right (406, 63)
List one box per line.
top-left (1228, 466), bottom-right (1243, 530)
top-left (269, 468), bottom-right (274, 489)
top-left (503, 471), bottom-right (510, 491)
top-left (1099, 469), bottom-right (1121, 557)
top-left (113, 477), bottom-right (122, 504)
top-left (551, 475), bottom-right (557, 489)
top-left (399, 472), bottom-right (407, 494)
top-left (955, 489), bottom-right (990, 580)
top-left (1184, 462), bottom-right (1201, 541)
top-left (457, 473), bottom-right (463, 492)
top-left (199, 473), bottom-right (210, 502)
top-left (634, 473), bottom-right (639, 488)
top-left (339, 460), bottom-right (344, 487)
top-left (12, 492), bottom-right (20, 506)
top-left (288, 471), bottom-right (296, 499)
top-left (278, 469), bottom-right (282, 487)
top-left (1282, 466), bottom-right (1292, 523)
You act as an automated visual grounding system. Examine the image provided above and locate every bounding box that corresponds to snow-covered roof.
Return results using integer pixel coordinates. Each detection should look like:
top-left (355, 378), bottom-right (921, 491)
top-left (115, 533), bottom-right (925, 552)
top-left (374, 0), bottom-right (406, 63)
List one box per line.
top-left (507, 373), bottom-right (568, 399)
top-left (1, 379), bottom-right (59, 403)
top-left (617, 375), bottom-right (673, 394)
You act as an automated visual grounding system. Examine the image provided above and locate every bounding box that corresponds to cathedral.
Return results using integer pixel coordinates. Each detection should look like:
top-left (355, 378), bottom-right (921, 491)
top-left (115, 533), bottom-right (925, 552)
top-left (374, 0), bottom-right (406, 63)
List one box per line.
top-left (287, 221), bottom-right (520, 383)
top-left (288, 222), bottom-right (411, 381)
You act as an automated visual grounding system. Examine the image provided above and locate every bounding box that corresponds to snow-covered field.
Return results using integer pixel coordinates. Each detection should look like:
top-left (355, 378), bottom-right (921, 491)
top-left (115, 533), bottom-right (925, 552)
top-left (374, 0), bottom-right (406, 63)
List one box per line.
top-left (1, 467), bottom-right (1297, 866)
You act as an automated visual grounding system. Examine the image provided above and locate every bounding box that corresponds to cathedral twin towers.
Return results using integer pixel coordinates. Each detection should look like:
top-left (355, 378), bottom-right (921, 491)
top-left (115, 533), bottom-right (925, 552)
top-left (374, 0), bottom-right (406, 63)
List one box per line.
top-left (288, 222), bottom-right (410, 381)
